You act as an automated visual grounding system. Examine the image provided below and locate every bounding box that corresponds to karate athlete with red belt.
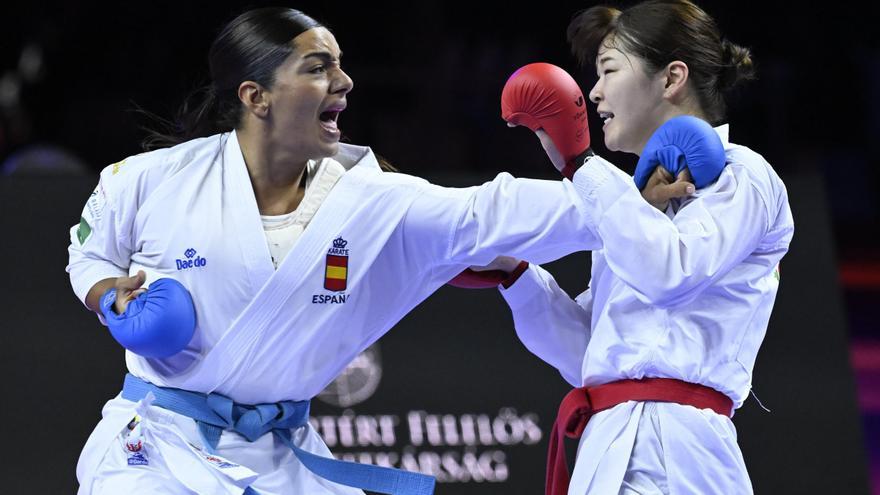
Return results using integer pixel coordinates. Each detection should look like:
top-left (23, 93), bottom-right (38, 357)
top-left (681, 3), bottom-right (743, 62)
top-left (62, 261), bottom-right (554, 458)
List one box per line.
top-left (477, 2), bottom-right (794, 494)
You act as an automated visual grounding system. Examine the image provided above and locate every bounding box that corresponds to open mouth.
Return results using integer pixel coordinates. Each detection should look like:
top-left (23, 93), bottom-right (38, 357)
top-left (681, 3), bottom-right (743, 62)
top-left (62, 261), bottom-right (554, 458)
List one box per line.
top-left (599, 111), bottom-right (614, 125)
top-left (319, 103), bottom-right (346, 135)
top-left (319, 110), bottom-right (340, 131)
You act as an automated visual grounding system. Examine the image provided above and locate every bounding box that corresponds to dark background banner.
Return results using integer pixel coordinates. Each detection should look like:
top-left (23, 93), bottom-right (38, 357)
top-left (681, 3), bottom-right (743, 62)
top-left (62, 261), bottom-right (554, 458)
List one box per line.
top-left (0, 171), bottom-right (869, 493)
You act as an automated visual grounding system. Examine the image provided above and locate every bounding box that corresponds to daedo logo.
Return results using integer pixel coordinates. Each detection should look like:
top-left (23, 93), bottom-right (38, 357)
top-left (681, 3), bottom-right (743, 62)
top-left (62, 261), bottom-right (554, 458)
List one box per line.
top-left (176, 248), bottom-right (207, 271)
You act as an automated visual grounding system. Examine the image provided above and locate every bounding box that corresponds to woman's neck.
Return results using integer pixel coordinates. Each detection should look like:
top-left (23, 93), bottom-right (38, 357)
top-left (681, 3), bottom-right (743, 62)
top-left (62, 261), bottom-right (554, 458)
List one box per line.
top-left (237, 126), bottom-right (309, 215)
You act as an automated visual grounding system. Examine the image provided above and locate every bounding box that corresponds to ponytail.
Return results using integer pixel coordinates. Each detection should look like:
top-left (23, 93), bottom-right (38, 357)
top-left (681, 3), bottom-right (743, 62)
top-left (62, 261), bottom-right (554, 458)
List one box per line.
top-left (137, 7), bottom-right (322, 151)
top-left (139, 84), bottom-right (225, 151)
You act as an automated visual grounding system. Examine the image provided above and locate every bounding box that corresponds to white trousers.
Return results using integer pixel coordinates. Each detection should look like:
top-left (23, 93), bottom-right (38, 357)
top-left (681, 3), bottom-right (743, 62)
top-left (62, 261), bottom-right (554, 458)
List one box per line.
top-left (77, 394), bottom-right (364, 495)
top-left (570, 401), bottom-right (753, 495)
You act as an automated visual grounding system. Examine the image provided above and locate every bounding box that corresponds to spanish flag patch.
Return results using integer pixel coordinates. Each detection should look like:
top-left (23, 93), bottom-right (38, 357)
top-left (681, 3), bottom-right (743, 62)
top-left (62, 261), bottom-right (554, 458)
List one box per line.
top-left (325, 254), bottom-right (348, 292)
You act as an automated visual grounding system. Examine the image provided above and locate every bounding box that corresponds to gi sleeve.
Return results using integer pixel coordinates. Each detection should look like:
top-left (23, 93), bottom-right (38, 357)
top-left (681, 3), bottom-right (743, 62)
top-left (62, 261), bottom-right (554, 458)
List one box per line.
top-left (570, 155), bottom-right (772, 307)
top-left (66, 162), bottom-right (138, 308)
top-left (402, 172), bottom-right (602, 271)
top-left (500, 264), bottom-right (591, 387)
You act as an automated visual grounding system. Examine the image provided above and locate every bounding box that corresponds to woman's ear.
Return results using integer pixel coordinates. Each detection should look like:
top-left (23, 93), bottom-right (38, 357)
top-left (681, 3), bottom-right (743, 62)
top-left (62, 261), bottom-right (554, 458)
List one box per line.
top-left (238, 81), bottom-right (270, 118)
top-left (662, 60), bottom-right (690, 100)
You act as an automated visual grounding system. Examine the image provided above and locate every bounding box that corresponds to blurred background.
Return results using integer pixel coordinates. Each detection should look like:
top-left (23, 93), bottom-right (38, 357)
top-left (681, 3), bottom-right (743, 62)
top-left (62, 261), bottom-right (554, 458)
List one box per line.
top-left (1, 1), bottom-right (877, 493)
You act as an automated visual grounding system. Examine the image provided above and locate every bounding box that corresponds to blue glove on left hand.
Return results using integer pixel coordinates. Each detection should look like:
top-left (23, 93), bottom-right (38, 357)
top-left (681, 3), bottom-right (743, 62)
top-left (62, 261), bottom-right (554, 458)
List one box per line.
top-left (633, 115), bottom-right (727, 190)
top-left (100, 277), bottom-right (196, 358)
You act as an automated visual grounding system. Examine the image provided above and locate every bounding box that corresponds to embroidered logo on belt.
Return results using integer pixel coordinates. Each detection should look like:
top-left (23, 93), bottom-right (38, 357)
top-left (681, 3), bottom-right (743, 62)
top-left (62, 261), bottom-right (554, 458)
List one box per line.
top-left (124, 417), bottom-right (149, 466)
top-left (204, 454), bottom-right (240, 469)
top-left (186, 442), bottom-right (259, 482)
top-left (175, 248), bottom-right (208, 271)
top-left (127, 452), bottom-right (149, 466)
top-left (324, 237), bottom-right (349, 292)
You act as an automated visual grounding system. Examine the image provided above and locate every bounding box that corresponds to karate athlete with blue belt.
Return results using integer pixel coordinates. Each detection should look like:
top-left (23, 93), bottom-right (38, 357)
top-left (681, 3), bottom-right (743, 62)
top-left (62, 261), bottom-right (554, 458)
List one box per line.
top-left (479, 2), bottom-right (795, 494)
top-left (67, 7), bottom-right (729, 495)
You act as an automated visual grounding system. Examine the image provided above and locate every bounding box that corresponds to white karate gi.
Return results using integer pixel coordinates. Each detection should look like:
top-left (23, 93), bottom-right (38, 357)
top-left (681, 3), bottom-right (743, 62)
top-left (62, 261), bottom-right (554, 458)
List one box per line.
top-left (68, 130), bottom-right (605, 494)
top-left (500, 125), bottom-right (794, 494)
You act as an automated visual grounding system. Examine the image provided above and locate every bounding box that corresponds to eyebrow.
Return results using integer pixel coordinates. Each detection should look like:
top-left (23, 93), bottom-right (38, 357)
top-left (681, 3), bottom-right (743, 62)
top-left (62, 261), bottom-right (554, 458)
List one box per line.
top-left (302, 51), bottom-right (342, 62)
top-left (597, 55), bottom-right (615, 66)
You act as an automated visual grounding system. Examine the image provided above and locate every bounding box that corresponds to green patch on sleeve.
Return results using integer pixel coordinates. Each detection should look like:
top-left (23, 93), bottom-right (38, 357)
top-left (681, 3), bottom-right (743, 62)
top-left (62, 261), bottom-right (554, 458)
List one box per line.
top-left (76, 217), bottom-right (92, 245)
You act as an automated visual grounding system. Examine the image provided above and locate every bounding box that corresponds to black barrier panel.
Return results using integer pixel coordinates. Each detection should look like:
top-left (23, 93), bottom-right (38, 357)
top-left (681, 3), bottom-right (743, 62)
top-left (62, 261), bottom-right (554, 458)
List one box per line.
top-left (0, 172), bottom-right (869, 494)
top-left (307, 276), bottom-right (583, 493)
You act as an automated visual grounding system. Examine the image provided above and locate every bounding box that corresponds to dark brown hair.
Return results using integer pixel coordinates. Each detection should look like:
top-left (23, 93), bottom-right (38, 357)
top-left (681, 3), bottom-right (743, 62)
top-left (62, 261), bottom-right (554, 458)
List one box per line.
top-left (141, 8), bottom-right (322, 150)
top-left (567, 0), bottom-right (754, 125)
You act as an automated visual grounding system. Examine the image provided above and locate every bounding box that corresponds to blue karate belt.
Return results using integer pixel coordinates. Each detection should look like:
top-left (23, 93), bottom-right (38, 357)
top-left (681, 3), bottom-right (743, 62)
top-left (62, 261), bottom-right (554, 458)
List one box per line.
top-left (121, 373), bottom-right (435, 495)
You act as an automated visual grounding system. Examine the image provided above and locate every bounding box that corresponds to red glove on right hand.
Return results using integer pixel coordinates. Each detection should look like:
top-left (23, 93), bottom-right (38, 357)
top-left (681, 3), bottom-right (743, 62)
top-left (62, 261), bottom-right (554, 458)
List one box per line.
top-left (501, 63), bottom-right (593, 179)
top-left (447, 261), bottom-right (530, 289)
top-left (447, 268), bottom-right (509, 289)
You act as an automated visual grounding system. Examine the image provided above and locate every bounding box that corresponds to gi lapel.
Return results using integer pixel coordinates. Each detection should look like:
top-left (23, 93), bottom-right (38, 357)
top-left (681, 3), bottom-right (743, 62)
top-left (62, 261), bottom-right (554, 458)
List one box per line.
top-left (178, 144), bottom-right (382, 394)
top-left (220, 131), bottom-right (276, 293)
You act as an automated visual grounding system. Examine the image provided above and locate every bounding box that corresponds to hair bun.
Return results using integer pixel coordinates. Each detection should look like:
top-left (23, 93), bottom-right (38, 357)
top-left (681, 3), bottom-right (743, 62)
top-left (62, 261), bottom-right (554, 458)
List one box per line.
top-left (719, 39), bottom-right (756, 91)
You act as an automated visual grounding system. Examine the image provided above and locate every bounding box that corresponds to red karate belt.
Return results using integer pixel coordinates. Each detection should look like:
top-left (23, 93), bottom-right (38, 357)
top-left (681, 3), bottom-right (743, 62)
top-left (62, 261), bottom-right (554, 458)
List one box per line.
top-left (546, 378), bottom-right (733, 495)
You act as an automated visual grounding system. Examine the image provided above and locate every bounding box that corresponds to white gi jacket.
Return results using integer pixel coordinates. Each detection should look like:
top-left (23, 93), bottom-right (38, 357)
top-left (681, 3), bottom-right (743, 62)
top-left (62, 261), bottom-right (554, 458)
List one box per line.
top-left (68, 131), bottom-right (603, 494)
top-left (500, 125), bottom-right (794, 494)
